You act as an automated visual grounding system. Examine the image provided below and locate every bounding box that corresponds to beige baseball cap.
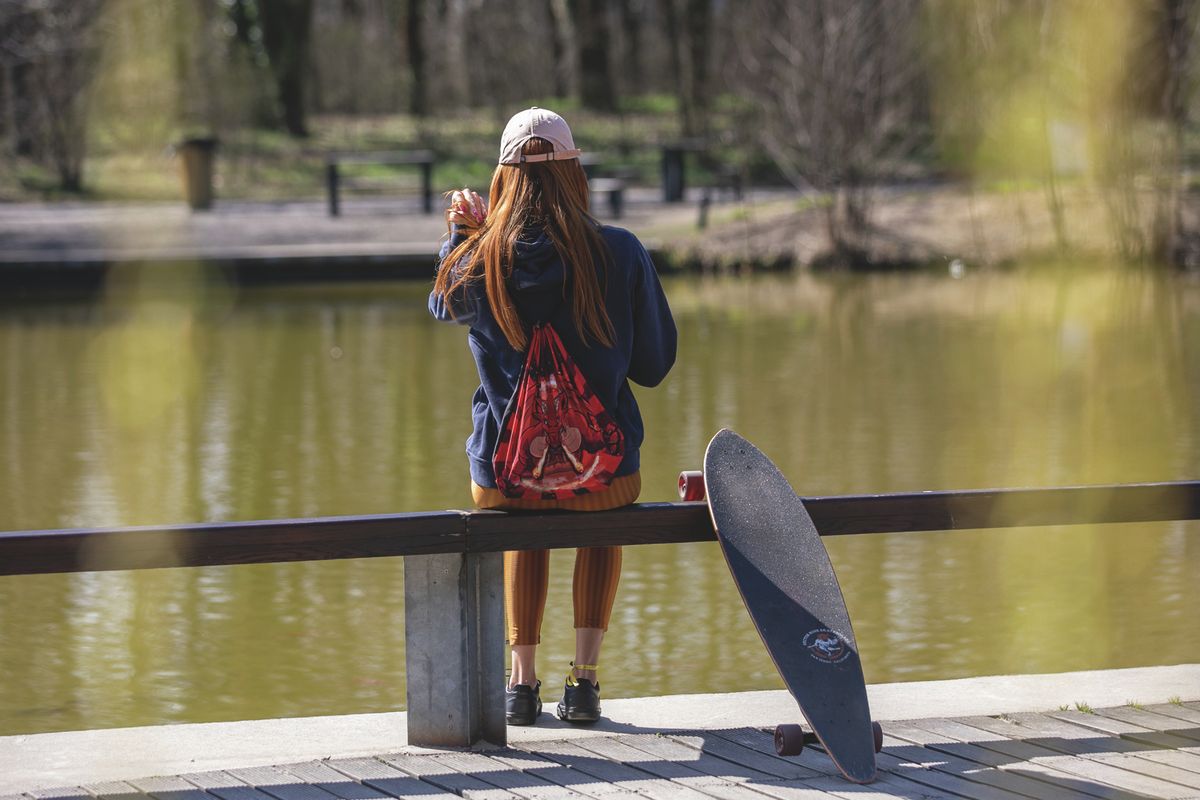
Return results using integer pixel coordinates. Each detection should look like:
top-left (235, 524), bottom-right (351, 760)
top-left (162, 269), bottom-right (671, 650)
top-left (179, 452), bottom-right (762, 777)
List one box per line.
top-left (498, 107), bottom-right (582, 165)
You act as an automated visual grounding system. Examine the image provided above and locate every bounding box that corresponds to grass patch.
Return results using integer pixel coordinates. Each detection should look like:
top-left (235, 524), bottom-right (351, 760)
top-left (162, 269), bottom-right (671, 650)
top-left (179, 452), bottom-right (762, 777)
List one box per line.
top-left (1126, 700), bottom-right (1145, 710)
top-left (1074, 702), bottom-right (1094, 714)
top-left (1169, 696), bottom-right (1183, 705)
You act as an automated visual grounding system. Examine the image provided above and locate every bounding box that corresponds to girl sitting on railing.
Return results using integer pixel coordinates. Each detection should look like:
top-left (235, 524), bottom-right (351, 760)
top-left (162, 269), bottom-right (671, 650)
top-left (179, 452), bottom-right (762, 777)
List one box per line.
top-left (429, 107), bottom-right (676, 726)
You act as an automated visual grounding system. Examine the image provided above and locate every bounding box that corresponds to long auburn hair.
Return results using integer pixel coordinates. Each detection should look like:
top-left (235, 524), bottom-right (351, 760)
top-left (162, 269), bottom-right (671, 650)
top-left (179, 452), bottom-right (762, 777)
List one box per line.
top-left (434, 137), bottom-right (614, 351)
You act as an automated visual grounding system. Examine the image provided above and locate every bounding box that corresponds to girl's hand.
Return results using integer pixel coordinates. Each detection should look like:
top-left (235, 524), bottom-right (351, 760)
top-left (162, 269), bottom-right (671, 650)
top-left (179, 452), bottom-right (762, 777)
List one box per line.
top-left (446, 188), bottom-right (487, 231)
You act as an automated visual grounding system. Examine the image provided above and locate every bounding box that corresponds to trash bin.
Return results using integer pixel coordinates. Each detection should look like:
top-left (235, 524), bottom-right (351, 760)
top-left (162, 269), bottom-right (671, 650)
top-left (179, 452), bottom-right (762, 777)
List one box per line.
top-left (177, 137), bottom-right (218, 211)
top-left (661, 146), bottom-right (685, 203)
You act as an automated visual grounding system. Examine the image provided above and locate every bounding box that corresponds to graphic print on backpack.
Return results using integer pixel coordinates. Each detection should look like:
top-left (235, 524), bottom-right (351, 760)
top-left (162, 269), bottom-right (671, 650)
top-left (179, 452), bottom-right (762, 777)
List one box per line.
top-left (494, 323), bottom-right (624, 500)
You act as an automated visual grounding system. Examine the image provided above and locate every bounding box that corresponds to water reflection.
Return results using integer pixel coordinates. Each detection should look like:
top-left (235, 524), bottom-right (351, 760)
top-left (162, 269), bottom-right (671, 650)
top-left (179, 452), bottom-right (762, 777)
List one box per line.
top-left (0, 269), bottom-right (1196, 734)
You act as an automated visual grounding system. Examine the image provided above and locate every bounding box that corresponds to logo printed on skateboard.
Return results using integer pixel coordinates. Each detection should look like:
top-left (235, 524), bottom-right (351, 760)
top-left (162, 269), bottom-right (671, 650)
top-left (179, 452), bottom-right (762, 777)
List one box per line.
top-left (802, 628), bottom-right (851, 663)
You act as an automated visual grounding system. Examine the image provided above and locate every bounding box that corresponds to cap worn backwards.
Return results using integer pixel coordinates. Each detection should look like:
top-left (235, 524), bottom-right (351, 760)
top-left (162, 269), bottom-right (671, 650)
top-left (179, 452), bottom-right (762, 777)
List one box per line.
top-left (498, 107), bottom-right (583, 166)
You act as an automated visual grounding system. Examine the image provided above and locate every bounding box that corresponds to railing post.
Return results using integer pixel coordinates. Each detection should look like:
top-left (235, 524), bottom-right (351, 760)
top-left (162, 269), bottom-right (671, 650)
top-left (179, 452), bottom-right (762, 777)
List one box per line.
top-left (404, 551), bottom-right (506, 746)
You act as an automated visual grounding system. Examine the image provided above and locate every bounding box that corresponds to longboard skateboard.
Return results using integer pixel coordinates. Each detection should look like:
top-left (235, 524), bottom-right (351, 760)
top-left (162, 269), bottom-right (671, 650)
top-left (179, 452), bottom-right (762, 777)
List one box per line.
top-left (680, 429), bottom-right (881, 784)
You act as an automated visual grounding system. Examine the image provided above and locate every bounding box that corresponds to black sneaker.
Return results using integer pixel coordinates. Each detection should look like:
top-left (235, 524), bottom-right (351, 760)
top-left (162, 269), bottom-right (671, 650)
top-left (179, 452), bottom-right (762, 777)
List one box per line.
top-left (556, 677), bottom-right (601, 723)
top-left (505, 681), bottom-right (541, 725)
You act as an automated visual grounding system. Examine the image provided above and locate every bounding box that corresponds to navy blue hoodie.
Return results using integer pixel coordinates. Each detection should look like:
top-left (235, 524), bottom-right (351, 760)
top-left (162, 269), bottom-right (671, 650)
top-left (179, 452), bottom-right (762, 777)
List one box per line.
top-left (429, 224), bottom-right (677, 488)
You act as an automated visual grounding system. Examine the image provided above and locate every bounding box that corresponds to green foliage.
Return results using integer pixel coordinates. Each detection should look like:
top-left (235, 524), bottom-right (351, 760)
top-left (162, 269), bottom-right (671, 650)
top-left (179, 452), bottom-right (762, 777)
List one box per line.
top-left (619, 94), bottom-right (679, 115)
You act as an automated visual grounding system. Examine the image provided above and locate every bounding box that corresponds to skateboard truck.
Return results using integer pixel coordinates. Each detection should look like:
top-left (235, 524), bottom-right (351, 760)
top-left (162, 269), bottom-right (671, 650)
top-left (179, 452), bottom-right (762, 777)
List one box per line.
top-left (774, 722), bottom-right (884, 757)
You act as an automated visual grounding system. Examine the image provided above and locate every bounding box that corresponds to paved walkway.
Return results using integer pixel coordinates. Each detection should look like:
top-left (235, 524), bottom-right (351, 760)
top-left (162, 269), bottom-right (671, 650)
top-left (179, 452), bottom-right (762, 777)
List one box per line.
top-left (0, 189), bottom-right (770, 287)
top-left (7, 701), bottom-right (1200, 800)
top-left (3, 666), bottom-right (1197, 798)
top-left (0, 189), bottom-right (756, 264)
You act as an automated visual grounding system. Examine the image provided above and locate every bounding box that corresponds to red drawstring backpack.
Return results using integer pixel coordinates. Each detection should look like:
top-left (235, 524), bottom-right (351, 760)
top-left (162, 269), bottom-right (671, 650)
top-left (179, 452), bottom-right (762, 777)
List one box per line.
top-left (493, 323), bottom-right (624, 499)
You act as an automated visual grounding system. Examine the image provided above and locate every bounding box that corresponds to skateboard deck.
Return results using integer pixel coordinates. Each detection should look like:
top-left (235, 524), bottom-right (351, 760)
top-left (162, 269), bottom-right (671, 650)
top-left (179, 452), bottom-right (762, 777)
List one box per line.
top-left (700, 429), bottom-right (878, 783)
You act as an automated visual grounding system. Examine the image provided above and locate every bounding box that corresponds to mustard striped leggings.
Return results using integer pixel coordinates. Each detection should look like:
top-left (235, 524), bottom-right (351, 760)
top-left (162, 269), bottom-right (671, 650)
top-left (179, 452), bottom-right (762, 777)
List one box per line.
top-left (472, 472), bottom-right (642, 646)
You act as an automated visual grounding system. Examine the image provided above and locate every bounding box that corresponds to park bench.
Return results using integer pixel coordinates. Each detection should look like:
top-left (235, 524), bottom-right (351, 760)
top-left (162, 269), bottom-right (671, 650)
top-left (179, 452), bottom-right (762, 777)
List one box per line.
top-left (2, 480), bottom-right (1197, 749)
top-left (325, 149), bottom-right (435, 217)
top-left (588, 177), bottom-right (626, 218)
top-left (579, 153), bottom-right (627, 218)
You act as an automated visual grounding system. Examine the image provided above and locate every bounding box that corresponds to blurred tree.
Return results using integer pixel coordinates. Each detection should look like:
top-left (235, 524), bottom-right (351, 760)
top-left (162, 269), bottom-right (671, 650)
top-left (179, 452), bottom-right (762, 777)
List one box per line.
top-left (436, 0), bottom-right (470, 109)
top-left (684, 0), bottom-right (712, 134)
top-left (1120, 0), bottom-right (1197, 266)
top-left (0, 39), bottom-right (34, 158)
top-left (1064, 0), bottom-right (1198, 267)
top-left (310, 0), bottom-right (408, 115)
top-left (661, 0), bottom-right (686, 124)
top-left (926, 0), bottom-right (1198, 268)
top-left (405, 0), bottom-right (427, 116)
top-left (0, 0), bottom-right (106, 191)
top-left (571, 0), bottom-right (616, 111)
top-left (547, 0), bottom-right (573, 99)
top-left (1152, 0), bottom-right (1197, 266)
top-left (256, 0), bottom-right (315, 137)
top-left (617, 0), bottom-right (644, 99)
top-left (663, 0), bottom-right (712, 136)
top-left (171, 2), bottom-right (222, 136)
top-left (923, 0), bottom-right (1070, 252)
top-left (732, 0), bottom-right (925, 264)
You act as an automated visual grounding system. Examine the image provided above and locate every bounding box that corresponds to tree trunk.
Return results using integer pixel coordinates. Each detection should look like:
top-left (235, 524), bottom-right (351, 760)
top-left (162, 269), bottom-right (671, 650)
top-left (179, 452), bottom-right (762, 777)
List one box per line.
top-left (662, 0), bottom-right (711, 136)
top-left (1151, 0), bottom-right (1194, 266)
top-left (684, 0), bottom-right (711, 137)
top-left (1036, 1), bottom-right (1069, 252)
top-left (571, 0), bottom-right (616, 111)
top-left (617, 0), bottom-right (643, 98)
top-left (257, 0), bottom-right (315, 137)
top-left (547, 0), bottom-right (573, 98)
top-left (405, 0), bottom-right (427, 116)
top-left (662, 0), bottom-right (691, 133)
top-left (2, 64), bottom-right (32, 158)
top-left (440, 0), bottom-right (470, 109)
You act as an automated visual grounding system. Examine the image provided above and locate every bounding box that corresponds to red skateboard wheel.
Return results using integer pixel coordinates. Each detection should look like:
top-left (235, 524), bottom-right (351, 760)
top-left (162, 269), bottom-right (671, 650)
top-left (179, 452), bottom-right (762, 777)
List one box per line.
top-left (872, 721), bottom-right (883, 753)
top-left (774, 723), bottom-right (806, 756)
top-left (678, 470), bottom-right (705, 501)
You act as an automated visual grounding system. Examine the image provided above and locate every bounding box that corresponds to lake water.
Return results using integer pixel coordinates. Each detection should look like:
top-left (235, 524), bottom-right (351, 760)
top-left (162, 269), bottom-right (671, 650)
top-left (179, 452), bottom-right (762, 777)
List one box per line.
top-left (1, 267), bottom-right (1197, 735)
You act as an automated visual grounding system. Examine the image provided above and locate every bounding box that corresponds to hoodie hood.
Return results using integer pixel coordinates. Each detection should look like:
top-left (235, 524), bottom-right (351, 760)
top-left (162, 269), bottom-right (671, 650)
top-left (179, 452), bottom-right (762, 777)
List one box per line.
top-left (511, 227), bottom-right (566, 320)
top-left (511, 227), bottom-right (565, 290)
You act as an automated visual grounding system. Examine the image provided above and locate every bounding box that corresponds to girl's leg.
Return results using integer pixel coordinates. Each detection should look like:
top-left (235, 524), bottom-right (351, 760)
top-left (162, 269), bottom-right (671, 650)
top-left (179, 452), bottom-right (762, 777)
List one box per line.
top-left (572, 628), bottom-right (604, 683)
top-left (504, 549), bottom-right (550, 687)
top-left (571, 545), bottom-right (622, 681)
top-left (509, 644), bottom-right (538, 688)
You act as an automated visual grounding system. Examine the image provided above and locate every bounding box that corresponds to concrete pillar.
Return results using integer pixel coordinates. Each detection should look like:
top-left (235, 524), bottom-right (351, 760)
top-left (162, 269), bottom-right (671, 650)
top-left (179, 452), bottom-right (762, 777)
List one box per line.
top-left (404, 551), bottom-right (506, 746)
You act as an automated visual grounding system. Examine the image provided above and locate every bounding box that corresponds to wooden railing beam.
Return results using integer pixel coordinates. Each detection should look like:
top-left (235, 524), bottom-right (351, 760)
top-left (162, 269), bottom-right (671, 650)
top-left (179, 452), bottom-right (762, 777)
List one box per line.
top-left (1, 482), bottom-right (1196, 577)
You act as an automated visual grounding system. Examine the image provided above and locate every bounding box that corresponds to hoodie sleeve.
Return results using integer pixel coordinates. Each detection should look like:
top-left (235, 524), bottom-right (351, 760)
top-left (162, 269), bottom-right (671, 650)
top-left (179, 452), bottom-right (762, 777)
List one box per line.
top-left (427, 227), bottom-right (480, 327)
top-left (627, 238), bottom-right (677, 388)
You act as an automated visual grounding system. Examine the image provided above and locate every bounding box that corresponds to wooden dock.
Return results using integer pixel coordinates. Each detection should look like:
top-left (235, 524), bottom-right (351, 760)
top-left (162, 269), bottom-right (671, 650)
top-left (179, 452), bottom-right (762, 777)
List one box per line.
top-left (9, 702), bottom-right (1200, 800)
